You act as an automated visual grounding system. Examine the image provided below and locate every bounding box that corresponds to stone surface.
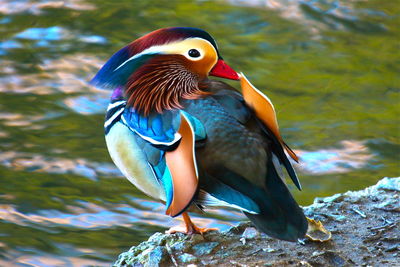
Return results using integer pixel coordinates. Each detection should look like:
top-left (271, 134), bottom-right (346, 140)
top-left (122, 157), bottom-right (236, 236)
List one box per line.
top-left (178, 253), bottom-right (198, 264)
top-left (191, 242), bottom-right (219, 256)
top-left (145, 246), bottom-right (168, 267)
top-left (113, 177), bottom-right (400, 267)
top-left (241, 227), bottom-right (259, 240)
top-left (375, 177), bottom-right (400, 191)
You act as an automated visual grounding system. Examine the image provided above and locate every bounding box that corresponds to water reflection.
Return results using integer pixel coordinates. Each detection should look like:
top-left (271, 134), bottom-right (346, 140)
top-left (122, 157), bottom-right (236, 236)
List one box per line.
top-left (0, 200), bottom-right (241, 230)
top-left (64, 94), bottom-right (109, 115)
top-left (296, 140), bottom-right (375, 174)
top-left (0, 0), bottom-right (95, 15)
top-left (0, 112), bottom-right (53, 130)
top-left (0, 152), bottom-right (121, 180)
top-left (229, 0), bottom-right (387, 33)
top-left (16, 26), bottom-right (65, 41)
top-left (0, 40), bottom-right (22, 55)
top-left (2, 248), bottom-right (109, 267)
top-left (14, 26), bottom-right (106, 46)
top-left (11, 256), bottom-right (109, 267)
top-left (0, 55), bottom-right (102, 94)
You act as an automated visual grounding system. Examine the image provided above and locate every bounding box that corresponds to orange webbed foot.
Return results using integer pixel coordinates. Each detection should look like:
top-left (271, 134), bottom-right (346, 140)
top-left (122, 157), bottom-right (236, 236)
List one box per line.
top-left (165, 212), bottom-right (218, 235)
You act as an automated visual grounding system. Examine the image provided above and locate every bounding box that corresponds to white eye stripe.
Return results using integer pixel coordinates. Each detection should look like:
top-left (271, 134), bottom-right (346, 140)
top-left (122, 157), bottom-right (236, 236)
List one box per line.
top-left (114, 37), bottom-right (216, 71)
top-left (114, 47), bottom-right (163, 71)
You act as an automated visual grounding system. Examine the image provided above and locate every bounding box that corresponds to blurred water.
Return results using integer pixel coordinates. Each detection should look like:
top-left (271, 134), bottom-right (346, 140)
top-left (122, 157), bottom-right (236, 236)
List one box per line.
top-left (0, 0), bottom-right (399, 266)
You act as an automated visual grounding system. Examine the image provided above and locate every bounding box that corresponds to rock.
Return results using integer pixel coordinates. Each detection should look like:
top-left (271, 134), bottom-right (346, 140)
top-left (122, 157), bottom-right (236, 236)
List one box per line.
top-left (178, 253), bottom-right (198, 264)
top-left (145, 246), bottom-right (169, 267)
top-left (113, 251), bottom-right (133, 267)
top-left (113, 177), bottom-right (400, 267)
top-left (385, 245), bottom-right (398, 252)
top-left (190, 233), bottom-right (205, 244)
top-left (225, 221), bottom-right (252, 236)
top-left (147, 232), bottom-right (168, 246)
top-left (241, 227), bottom-right (259, 240)
top-left (264, 246), bottom-right (275, 253)
top-left (191, 242), bottom-right (219, 256)
top-left (375, 177), bottom-right (400, 191)
top-left (314, 193), bottom-right (344, 204)
top-left (170, 241), bottom-right (189, 252)
top-left (309, 250), bottom-right (348, 267)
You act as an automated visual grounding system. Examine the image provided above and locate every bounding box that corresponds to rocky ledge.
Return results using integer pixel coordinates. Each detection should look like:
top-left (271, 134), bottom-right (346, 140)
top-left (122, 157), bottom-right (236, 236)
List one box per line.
top-left (114, 177), bottom-right (399, 267)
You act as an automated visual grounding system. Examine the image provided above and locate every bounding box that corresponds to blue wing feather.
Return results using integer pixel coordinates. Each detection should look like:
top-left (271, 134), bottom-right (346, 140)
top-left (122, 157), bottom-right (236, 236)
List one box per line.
top-left (151, 116), bottom-right (163, 135)
top-left (119, 108), bottom-right (207, 212)
top-left (121, 107), bottom-right (181, 147)
top-left (138, 113), bottom-right (148, 130)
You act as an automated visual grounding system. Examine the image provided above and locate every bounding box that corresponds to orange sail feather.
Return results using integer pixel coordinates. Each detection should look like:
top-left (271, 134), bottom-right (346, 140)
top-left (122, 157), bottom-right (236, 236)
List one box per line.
top-left (240, 73), bottom-right (299, 162)
top-left (165, 113), bottom-right (199, 217)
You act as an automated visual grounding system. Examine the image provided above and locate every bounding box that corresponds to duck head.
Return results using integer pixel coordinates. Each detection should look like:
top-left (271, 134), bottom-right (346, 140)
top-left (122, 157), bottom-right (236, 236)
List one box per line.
top-left (91, 27), bottom-right (239, 115)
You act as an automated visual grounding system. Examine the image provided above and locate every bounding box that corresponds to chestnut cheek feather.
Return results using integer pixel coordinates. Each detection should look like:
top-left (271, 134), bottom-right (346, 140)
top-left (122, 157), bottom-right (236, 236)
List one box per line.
top-left (126, 55), bottom-right (209, 115)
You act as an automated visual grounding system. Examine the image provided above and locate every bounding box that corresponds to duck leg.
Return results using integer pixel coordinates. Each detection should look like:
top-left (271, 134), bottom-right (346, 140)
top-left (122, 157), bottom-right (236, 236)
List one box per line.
top-left (166, 212), bottom-right (218, 235)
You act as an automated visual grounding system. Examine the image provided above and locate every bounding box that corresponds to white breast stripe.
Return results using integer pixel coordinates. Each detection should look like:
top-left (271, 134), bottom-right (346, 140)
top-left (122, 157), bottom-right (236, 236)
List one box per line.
top-left (104, 107), bottom-right (124, 128)
top-left (107, 100), bottom-right (126, 111)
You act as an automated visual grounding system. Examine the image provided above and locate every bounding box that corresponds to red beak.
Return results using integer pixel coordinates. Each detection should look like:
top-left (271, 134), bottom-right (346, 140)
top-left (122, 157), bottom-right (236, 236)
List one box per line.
top-left (209, 59), bottom-right (240, 80)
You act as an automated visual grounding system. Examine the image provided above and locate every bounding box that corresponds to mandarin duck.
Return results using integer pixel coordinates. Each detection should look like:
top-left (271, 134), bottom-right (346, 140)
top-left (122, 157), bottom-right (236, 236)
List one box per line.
top-left (91, 27), bottom-right (307, 241)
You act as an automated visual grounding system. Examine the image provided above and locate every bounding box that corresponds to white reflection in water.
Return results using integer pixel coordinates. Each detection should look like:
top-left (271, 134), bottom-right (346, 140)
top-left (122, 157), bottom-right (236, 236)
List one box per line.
top-left (64, 94), bottom-right (110, 115)
top-left (0, 40), bottom-right (22, 55)
top-left (228, 0), bottom-right (387, 34)
top-left (0, 54), bottom-right (104, 94)
top-left (14, 26), bottom-right (106, 45)
top-left (1, 254), bottom-right (109, 267)
top-left (0, 112), bottom-right (54, 130)
top-left (295, 140), bottom-right (374, 174)
top-left (0, 0), bottom-right (95, 15)
top-left (15, 26), bottom-right (65, 41)
top-left (0, 198), bottom-right (242, 230)
top-left (0, 151), bottom-right (121, 180)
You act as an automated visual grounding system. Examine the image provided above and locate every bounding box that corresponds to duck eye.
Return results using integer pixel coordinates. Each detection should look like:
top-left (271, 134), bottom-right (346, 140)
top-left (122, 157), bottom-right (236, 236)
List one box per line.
top-left (188, 49), bottom-right (201, 58)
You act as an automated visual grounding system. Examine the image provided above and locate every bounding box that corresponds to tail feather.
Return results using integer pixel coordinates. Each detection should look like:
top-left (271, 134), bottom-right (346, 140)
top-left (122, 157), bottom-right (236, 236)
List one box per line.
top-left (256, 118), bottom-right (302, 190)
top-left (244, 158), bottom-right (307, 241)
top-left (200, 164), bottom-right (307, 241)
